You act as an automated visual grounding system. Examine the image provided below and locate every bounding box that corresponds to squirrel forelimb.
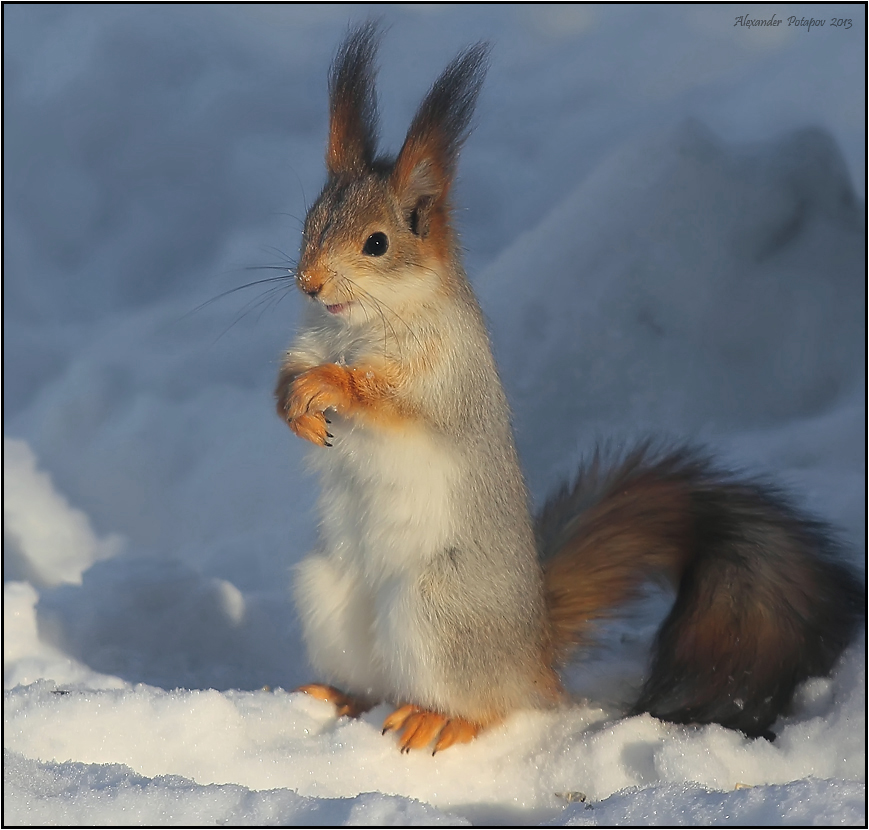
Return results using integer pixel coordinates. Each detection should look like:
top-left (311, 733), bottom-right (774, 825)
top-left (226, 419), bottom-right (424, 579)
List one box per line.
top-left (277, 361), bottom-right (409, 445)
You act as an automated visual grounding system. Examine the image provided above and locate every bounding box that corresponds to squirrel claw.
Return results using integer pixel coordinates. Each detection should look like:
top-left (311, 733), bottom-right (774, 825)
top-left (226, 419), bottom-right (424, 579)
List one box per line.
top-left (382, 704), bottom-right (483, 753)
top-left (432, 718), bottom-right (481, 753)
top-left (382, 703), bottom-right (419, 734)
top-left (288, 412), bottom-right (331, 447)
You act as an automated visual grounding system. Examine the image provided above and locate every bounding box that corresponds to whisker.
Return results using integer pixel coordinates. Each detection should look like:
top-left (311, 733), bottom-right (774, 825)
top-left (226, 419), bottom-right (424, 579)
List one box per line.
top-left (273, 211), bottom-right (306, 231)
top-left (260, 245), bottom-right (297, 264)
top-left (364, 283), bottom-right (424, 352)
top-left (287, 164), bottom-right (309, 215)
top-left (210, 283), bottom-right (296, 343)
top-left (342, 277), bottom-right (421, 360)
top-left (345, 279), bottom-right (386, 351)
top-left (183, 272), bottom-right (296, 319)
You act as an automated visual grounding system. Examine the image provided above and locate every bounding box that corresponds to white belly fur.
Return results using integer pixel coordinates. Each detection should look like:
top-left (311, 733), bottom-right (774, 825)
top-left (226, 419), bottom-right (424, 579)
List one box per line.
top-left (294, 417), bottom-right (459, 702)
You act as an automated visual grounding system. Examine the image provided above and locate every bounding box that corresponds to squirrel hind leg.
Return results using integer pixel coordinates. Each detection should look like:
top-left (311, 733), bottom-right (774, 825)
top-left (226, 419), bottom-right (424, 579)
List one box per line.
top-left (295, 683), bottom-right (376, 718)
top-left (382, 704), bottom-right (492, 754)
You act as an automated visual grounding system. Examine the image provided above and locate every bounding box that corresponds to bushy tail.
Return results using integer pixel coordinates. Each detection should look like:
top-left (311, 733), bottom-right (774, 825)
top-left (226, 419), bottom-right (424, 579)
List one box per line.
top-left (538, 444), bottom-right (864, 738)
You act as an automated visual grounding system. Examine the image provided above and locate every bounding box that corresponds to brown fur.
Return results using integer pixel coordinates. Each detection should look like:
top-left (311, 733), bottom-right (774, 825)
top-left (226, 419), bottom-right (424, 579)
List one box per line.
top-left (326, 23), bottom-right (379, 175)
top-left (390, 41), bottom-right (487, 249)
top-left (543, 476), bottom-right (694, 661)
top-left (539, 444), bottom-right (864, 737)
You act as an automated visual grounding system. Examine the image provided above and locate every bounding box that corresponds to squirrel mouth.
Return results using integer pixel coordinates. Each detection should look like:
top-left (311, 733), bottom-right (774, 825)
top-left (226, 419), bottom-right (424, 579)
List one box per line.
top-left (325, 302), bottom-right (351, 315)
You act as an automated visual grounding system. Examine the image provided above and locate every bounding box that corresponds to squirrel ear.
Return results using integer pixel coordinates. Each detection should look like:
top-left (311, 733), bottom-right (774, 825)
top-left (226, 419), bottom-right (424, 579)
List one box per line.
top-left (391, 43), bottom-right (489, 236)
top-left (327, 22), bottom-right (381, 176)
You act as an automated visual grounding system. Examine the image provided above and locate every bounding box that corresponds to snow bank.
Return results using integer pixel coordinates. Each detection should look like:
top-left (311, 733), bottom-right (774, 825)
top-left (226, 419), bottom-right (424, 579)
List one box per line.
top-left (478, 121), bottom-right (865, 502)
top-left (3, 435), bottom-right (864, 824)
top-left (4, 751), bottom-right (468, 827)
top-left (4, 438), bottom-right (122, 589)
top-left (546, 778), bottom-right (867, 827)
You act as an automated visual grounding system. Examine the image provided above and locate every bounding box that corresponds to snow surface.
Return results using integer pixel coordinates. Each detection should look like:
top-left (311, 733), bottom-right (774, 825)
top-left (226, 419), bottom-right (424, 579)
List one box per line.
top-left (4, 4), bottom-right (866, 827)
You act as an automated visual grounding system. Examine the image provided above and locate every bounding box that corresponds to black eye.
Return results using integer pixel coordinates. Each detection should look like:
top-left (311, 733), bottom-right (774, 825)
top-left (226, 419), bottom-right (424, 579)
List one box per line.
top-left (362, 232), bottom-right (389, 256)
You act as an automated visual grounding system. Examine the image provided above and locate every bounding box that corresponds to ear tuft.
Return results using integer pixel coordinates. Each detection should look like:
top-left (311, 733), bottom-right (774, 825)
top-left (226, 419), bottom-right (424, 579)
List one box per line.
top-left (392, 43), bottom-right (489, 226)
top-left (327, 22), bottom-right (382, 176)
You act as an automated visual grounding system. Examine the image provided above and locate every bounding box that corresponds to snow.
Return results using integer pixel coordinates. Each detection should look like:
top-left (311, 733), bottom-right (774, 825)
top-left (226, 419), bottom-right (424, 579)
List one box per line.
top-left (3, 4), bottom-right (865, 826)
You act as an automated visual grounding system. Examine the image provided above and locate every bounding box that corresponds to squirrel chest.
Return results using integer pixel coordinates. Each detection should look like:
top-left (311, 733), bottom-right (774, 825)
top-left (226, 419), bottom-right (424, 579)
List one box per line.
top-left (309, 412), bottom-right (460, 579)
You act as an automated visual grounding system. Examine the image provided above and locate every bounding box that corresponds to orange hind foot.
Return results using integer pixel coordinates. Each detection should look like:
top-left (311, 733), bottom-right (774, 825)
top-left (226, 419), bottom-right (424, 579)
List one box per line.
top-left (382, 704), bottom-right (491, 754)
top-left (294, 683), bottom-right (374, 718)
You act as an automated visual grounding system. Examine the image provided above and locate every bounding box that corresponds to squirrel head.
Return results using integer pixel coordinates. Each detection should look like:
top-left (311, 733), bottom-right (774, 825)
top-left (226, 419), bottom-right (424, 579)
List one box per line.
top-left (296, 23), bottom-right (489, 322)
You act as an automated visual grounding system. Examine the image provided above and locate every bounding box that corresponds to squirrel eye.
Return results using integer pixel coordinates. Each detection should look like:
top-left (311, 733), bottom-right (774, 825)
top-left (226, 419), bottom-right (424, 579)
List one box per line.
top-left (362, 232), bottom-right (389, 256)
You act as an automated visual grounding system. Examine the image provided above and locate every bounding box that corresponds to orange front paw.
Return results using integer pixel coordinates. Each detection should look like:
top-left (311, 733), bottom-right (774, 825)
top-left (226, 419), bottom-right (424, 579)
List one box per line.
top-left (288, 412), bottom-right (332, 447)
top-left (281, 365), bottom-right (353, 446)
top-left (382, 704), bottom-right (484, 754)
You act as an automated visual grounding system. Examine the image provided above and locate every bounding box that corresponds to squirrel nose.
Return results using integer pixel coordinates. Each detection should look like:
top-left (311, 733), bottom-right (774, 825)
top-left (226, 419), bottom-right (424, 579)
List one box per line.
top-left (297, 270), bottom-right (322, 298)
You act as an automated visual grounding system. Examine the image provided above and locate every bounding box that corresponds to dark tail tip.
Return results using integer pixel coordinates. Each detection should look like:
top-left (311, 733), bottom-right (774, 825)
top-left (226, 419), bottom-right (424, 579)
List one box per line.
top-left (632, 479), bottom-right (864, 737)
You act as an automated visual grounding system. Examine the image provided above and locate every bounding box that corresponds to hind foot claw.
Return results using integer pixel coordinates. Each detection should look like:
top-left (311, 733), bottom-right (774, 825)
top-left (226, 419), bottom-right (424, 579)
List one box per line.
top-left (382, 704), bottom-right (486, 754)
top-left (295, 683), bottom-right (374, 718)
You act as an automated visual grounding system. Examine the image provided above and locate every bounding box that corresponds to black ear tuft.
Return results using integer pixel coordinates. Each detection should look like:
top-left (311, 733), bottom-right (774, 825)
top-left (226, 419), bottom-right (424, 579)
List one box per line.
top-left (327, 21), bottom-right (382, 176)
top-left (392, 42), bottom-right (489, 213)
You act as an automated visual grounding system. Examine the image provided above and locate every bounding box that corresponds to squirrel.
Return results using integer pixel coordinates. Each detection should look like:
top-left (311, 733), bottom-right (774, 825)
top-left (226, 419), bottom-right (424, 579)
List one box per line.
top-left (274, 23), bottom-right (864, 753)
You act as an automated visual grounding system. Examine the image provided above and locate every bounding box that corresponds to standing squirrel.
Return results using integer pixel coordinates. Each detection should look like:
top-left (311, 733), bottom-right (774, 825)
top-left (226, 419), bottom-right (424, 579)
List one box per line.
top-left (275, 24), bottom-right (863, 753)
